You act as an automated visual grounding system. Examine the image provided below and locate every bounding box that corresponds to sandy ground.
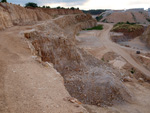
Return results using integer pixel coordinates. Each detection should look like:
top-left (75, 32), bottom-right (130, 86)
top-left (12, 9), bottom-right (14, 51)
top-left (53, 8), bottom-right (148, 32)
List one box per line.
top-left (118, 37), bottom-right (150, 52)
top-left (0, 26), bottom-right (87, 113)
top-left (76, 23), bottom-right (150, 113)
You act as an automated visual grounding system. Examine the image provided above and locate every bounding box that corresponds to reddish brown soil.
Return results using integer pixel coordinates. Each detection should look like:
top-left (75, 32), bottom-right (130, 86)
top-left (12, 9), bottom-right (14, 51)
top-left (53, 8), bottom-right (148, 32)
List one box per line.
top-left (112, 27), bottom-right (144, 39)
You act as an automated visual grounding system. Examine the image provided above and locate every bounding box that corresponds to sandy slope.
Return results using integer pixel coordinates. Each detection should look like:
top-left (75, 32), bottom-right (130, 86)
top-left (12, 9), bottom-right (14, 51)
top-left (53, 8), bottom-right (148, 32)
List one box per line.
top-left (0, 26), bottom-right (87, 113)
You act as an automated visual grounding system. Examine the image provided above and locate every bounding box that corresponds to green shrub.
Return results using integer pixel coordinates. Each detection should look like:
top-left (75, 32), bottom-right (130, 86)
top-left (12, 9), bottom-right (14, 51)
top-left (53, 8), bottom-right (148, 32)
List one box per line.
top-left (101, 57), bottom-right (105, 61)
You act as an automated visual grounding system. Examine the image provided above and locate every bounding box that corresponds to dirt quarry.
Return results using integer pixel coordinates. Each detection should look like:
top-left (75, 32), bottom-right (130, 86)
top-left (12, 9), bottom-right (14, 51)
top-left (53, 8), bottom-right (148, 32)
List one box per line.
top-left (1, 3), bottom-right (150, 113)
top-left (24, 15), bottom-right (132, 107)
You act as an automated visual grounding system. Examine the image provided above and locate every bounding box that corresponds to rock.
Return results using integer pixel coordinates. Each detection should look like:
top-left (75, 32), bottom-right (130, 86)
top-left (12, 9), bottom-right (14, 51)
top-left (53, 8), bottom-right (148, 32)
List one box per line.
top-left (138, 78), bottom-right (144, 83)
top-left (123, 76), bottom-right (132, 82)
top-left (67, 97), bottom-right (82, 104)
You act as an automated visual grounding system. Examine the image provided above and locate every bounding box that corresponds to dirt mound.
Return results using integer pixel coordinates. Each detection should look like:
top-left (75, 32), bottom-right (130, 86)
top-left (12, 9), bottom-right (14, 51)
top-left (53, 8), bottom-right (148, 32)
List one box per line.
top-left (24, 15), bottom-right (132, 107)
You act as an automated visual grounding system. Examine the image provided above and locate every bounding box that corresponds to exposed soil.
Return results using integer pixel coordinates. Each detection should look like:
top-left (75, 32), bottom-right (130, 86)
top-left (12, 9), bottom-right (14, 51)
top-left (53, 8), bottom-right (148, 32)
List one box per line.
top-left (0, 25), bottom-right (87, 113)
top-left (1, 4), bottom-right (150, 112)
top-left (76, 23), bottom-right (150, 112)
top-left (25, 25), bottom-right (132, 107)
top-left (111, 26), bottom-right (144, 41)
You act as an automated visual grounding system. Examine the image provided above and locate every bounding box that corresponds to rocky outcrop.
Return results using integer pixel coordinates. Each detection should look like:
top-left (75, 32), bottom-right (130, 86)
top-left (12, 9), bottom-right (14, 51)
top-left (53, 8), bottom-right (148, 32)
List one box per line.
top-left (0, 3), bottom-right (83, 30)
top-left (24, 14), bottom-right (132, 107)
top-left (141, 25), bottom-right (150, 48)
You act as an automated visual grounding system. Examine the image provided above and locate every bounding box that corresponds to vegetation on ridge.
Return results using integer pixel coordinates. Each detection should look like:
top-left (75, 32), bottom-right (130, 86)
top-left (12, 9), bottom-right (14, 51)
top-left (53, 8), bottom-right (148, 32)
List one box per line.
top-left (112, 22), bottom-right (143, 32)
top-left (85, 25), bottom-right (103, 30)
top-left (83, 9), bottom-right (107, 15)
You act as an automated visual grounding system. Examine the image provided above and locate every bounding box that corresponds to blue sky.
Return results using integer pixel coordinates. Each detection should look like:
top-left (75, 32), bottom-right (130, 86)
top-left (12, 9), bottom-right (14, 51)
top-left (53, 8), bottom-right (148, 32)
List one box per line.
top-left (7, 0), bottom-right (150, 10)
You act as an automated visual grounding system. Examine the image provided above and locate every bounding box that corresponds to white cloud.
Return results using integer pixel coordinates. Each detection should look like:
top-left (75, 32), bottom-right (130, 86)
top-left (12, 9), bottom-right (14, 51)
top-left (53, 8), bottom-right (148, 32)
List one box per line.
top-left (7, 0), bottom-right (150, 10)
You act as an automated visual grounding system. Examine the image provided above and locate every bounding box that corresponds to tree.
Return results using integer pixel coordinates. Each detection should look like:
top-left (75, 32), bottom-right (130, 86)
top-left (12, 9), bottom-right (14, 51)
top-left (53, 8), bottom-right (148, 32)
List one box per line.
top-left (25, 2), bottom-right (38, 8)
top-left (1, 0), bottom-right (7, 2)
top-left (70, 7), bottom-right (75, 10)
top-left (46, 6), bottom-right (50, 8)
top-left (57, 6), bottom-right (61, 9)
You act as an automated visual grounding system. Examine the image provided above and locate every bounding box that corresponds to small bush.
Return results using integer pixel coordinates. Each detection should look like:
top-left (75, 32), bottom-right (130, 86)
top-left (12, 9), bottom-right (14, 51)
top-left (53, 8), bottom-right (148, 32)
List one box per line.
top-left (101, 57), bottom-right (105, 61)
top-left (130, 68), bottom-right (135, 74)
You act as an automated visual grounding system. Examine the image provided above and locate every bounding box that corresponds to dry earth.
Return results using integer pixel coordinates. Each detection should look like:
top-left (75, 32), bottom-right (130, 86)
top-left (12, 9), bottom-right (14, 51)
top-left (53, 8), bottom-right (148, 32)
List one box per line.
top-left (0, 25), bottom-right (89, 113)
top-left (1, 3), bottom-right (150, 113)
top-left (76, 23), bottom-right (150, 113)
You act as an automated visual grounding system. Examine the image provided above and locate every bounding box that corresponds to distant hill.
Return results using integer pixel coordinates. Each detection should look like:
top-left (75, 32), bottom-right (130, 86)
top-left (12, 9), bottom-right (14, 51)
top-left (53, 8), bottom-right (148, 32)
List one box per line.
top-left (96, 10), bottom-right (150, 24)
top-left (82, 9), bottom-right (107, 15)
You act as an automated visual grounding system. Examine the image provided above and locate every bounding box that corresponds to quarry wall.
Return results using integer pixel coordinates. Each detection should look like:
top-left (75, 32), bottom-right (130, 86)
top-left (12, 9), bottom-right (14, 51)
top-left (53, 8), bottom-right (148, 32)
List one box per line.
top-left (0, 3), bottom-right (83, 30)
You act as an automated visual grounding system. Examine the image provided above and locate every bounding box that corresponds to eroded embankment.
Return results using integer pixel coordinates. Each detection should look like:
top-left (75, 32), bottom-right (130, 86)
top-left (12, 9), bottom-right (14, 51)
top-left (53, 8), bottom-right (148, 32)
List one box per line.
top-left (24, 14), bottom-right (132, 107)
top-left (111, 23), bottom-right (144, 42)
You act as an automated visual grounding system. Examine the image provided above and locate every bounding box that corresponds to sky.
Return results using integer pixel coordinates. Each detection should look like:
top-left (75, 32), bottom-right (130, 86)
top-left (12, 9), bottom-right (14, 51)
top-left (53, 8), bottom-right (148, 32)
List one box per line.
top-left (7, 0), bottom-right (150, 10)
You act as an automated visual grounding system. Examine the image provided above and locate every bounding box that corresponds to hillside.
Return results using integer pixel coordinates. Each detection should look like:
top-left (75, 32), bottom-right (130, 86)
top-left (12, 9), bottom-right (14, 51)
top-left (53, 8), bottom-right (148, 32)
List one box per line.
top-left (82, 9), bottom-right (106, 15)
top-left (0, 3), bottom-right (96, 113)
top-left (98, 10), bottom-right (150, 24)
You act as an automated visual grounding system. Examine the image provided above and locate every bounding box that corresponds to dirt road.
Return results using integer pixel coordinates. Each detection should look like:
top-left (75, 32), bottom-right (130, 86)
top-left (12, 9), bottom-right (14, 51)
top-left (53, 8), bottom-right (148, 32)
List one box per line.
top-left (0, 26), bottom-right (86, 113)
top-left (97, 23), bottom-right (150, 80)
